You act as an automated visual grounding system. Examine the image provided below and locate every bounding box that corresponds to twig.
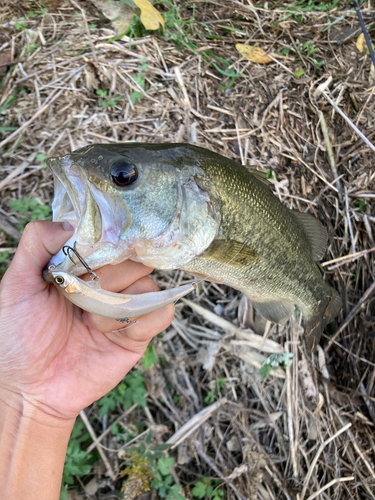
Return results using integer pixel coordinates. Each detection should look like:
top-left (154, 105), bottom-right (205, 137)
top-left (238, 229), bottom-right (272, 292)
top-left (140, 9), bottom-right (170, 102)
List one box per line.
top-left (322, 246), bottom-right (375, 267)
top-left (305, 476), bottom-right (354, 500)
top-left (167, 399), bottom-right (227, 448)
top-left (300, 422), bottom-right (352, 500)
top-left (317, 110), bottom-right (342, 194)
top-left (0, 153), bottom-right (36, 191)
top-left (79, 410), bottom-right (116, 480)
top-left (0, 214), bottom-right (21, 241)
top-left (193, 439), bottom-right (248, 500)
top-left (86, 402), bottom-right (140, 453)
top-left (345, 186), bottom-right (356, 254)
top-left (325, 280), bottom-right (375, 353)
top-left (70, 0), bottom-right (98, 62)
top-left (0, 89), bottom-right (64, 150)
top-left (320, 90), bottom-right (375, 153)
top-left (286, 360), bottom-right (298, 478)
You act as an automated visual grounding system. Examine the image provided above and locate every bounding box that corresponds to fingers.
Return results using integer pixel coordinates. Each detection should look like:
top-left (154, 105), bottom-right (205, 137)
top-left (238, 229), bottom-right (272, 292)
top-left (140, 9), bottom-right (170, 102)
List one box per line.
top-left (4, 221), bottom-right (74, 291)
top-left (84, 277), bottom-right (175, 349)
top-left (81, 259), bottom-right (154, 293)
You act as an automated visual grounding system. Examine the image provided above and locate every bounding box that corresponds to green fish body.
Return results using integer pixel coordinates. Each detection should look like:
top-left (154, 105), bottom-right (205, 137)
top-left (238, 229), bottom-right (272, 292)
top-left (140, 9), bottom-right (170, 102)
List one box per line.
top-left (47, 143), bottom-right (341, 350)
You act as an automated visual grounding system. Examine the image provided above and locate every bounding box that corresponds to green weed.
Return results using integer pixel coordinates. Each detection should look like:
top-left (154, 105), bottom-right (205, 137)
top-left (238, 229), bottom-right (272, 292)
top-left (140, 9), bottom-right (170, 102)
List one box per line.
top-left (8, 196), bottom-right (52, 229)
top-left (192, 477), bottom-right (224, 500)
top-left (121, 433), bottom-right (184, 499)
top-left (204, 377), bottom-right (225, 404)
top-left (354, 199), bottom-right (366, 212)
top-left (15, 17), bottom-right (28, 30)
top-left (143, 342), bottom-right (158, 369)
top-left (95, 89), bottom-right (123, 108)
top-left (259, 353), bottom-right (293, 379)
top-left (298, 40), bottom-right (325, 68)
top-left (60, 420), bottom-right (93, 500)
top-left (0, 92), bottom-right (19, 115)
top-left (0, 251), bottom-right (10, 278)
top-left (287, 0), bottom-right (341, 12)
top-left (278, 0), bottom-right (342, 22)
top-left (125, 1), bottom-right (242, 88)
top-left (129, 60), bottom-right (149, 104)
top-left (97, 369), bottom-right (147, 417)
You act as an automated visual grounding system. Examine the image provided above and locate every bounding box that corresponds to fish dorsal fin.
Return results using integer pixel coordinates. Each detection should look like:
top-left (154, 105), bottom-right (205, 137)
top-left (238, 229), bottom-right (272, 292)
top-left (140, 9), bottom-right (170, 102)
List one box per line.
top-left (202, 239), bottom-right (258, 266)
top-left (293, 211), bottom-right (327, 261)
top-left (250, 298), bottom-right (295, 325)
top-left (246, 167), bottom-right (272, 189)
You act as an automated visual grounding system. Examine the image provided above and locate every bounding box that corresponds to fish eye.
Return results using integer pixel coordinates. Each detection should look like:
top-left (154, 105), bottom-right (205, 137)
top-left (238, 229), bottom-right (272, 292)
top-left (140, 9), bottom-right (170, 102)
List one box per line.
top-left (111, 161), bottom-right (138, 187)
top-left (55, 276), bottom-right (65, 285)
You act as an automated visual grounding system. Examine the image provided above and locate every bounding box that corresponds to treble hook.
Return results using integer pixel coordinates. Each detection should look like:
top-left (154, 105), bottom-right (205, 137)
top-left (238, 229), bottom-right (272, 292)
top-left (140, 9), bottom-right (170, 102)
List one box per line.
top-left (62, 243), bottom-right (99, 281)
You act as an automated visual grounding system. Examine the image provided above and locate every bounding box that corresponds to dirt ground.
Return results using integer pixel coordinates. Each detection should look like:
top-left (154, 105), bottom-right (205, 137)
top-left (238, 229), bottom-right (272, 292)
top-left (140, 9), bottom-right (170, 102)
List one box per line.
top-left (1, 1), bottom-right (375, 499)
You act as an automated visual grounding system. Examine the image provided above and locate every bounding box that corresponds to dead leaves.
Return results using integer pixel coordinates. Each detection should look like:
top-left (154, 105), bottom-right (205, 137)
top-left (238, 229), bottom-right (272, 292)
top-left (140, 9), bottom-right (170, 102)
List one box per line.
top-left (356, 32), bottom-right (374, 56)
top-left (236, 44), bottom-right (273, 64)
top-left (133, 0), bottom-right (164, 30)
top-left (92, 0), bottom-right (164, 35)
top-left (356, 33), bottom-right (367, 53)
top-left (0, 49), bottom-right (13, 78)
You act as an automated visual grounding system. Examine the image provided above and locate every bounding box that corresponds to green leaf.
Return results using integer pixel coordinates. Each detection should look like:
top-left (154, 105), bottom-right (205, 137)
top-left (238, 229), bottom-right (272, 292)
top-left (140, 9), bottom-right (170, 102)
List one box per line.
top-left (259, 353), bottom-right (293, 379)
top-left (294, 69), bottom-right (305, 78)
top-left (36, 153), bottom-right (47, 163)
top-left (0, 252), bottom-right (10, 263)
top-left (157, 457), bottom-right (175, 476)
top-left (192, 481), bottom-right (207, 498)
top-left (96, 89), bottom-right (108, 98)
top-left (143, 343), bottom-right (158, 369)
top-left (213, 490), bottom-right (224, 500)
top-left (166, 484), bottom-right (185, 500)
top-left (9, 196), bottom-right (31, 214)
top-left (355, 199), bottom-right (366, 212)
top-left (130, 91), bottom-right (144, 104)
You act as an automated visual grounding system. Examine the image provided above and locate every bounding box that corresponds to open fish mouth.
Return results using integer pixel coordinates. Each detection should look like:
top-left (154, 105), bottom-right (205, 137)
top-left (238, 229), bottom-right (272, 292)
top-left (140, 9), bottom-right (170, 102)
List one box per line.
top-left (50, 155), bottom-right (85, 232)
top-left (47, 155), bottom-right (124, 273)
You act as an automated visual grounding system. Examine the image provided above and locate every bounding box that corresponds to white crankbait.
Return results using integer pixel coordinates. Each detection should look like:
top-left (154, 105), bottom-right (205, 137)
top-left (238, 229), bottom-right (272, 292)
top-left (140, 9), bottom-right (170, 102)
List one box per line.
top-left (48, 268), bottom-right (195, 321)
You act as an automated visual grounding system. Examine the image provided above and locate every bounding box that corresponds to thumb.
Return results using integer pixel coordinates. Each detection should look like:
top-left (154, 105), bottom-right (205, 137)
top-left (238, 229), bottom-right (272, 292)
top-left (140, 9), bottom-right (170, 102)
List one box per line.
top-left (5, 221), bottom-right (74, 290)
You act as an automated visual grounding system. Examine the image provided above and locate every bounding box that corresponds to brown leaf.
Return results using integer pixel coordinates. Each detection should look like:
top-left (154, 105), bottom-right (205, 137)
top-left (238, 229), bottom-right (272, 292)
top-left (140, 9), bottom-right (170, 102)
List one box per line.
top-left (356, 33), bottom-right (366, 53)
top-left (236, 44), bottom-right (273, 64)
top-left (0, 49), bottom-right (13, 78)
top-left (133, 0), bottom-right (164, 30)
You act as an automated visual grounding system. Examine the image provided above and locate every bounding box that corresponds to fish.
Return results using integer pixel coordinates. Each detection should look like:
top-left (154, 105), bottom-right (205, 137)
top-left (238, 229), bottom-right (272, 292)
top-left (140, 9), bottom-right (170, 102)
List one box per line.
top-left (46, 143), bottom-right (342, 351)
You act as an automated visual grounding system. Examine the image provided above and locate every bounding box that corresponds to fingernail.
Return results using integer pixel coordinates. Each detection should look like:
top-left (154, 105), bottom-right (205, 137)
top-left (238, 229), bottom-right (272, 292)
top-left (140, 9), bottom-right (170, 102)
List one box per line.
top-left (62, 221), bottom-right (74, 231)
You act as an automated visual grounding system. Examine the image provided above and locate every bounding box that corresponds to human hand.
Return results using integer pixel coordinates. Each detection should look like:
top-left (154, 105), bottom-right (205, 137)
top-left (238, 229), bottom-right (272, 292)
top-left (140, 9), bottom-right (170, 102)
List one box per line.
top-left (0, 221), bottom-right (174, 422)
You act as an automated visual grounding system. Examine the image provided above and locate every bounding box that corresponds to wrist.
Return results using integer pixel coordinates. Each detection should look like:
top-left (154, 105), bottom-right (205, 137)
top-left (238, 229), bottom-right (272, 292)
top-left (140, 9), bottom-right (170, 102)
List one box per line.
top-left (0, 389), bottom-right (75, 500)
top-left (0, 386), bottom-right (76, 429)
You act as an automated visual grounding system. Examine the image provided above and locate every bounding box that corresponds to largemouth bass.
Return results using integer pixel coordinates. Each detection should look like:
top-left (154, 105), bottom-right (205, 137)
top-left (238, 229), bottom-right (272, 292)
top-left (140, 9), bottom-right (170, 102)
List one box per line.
top-left (47, 143), bottom-right (341, 350)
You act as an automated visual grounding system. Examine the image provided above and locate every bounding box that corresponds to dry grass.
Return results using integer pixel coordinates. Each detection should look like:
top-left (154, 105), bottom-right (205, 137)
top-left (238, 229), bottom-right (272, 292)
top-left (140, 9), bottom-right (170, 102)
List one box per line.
top-left (1, 1), bottom-right (375, 499)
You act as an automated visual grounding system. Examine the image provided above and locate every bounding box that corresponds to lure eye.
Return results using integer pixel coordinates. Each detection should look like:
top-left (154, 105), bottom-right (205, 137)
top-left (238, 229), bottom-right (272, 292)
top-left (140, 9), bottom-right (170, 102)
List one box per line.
top-left (55, 276), bottom-right (65, 285)
top-left (111, 161), bottom-right (138, 187)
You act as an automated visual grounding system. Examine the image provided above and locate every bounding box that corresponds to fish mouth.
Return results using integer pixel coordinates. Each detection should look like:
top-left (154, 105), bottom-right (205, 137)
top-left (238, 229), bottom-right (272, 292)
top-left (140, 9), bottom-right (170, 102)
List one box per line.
top-left (47, 155), bottom-right (124, 274)
top-left (50, 155), bottom-right (85, 233)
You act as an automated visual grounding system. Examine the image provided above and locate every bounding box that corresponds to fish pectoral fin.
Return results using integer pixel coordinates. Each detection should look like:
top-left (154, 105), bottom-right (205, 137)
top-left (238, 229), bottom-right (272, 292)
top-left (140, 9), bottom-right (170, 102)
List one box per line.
top-left (246, 167), bottom-right (273, 189)
top-left (292, 211), bottom-right (327, 261)
top-left (305, 287), bottom-right (342, 352)
top-left (202, 239), bottom-right (258, 266)
top-left (250, 298), bottom-right (295, 325)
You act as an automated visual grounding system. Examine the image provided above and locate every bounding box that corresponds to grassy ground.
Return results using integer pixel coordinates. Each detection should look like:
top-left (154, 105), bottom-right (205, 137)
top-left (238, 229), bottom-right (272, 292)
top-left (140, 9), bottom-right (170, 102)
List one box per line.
top-left (1, 1), bottom-right (375, 499)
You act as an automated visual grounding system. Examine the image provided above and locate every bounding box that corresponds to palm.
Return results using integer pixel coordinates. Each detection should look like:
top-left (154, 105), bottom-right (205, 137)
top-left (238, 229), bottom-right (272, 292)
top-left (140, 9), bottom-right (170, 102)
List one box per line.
top-left (0, 222), bottom-right (174, 420)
